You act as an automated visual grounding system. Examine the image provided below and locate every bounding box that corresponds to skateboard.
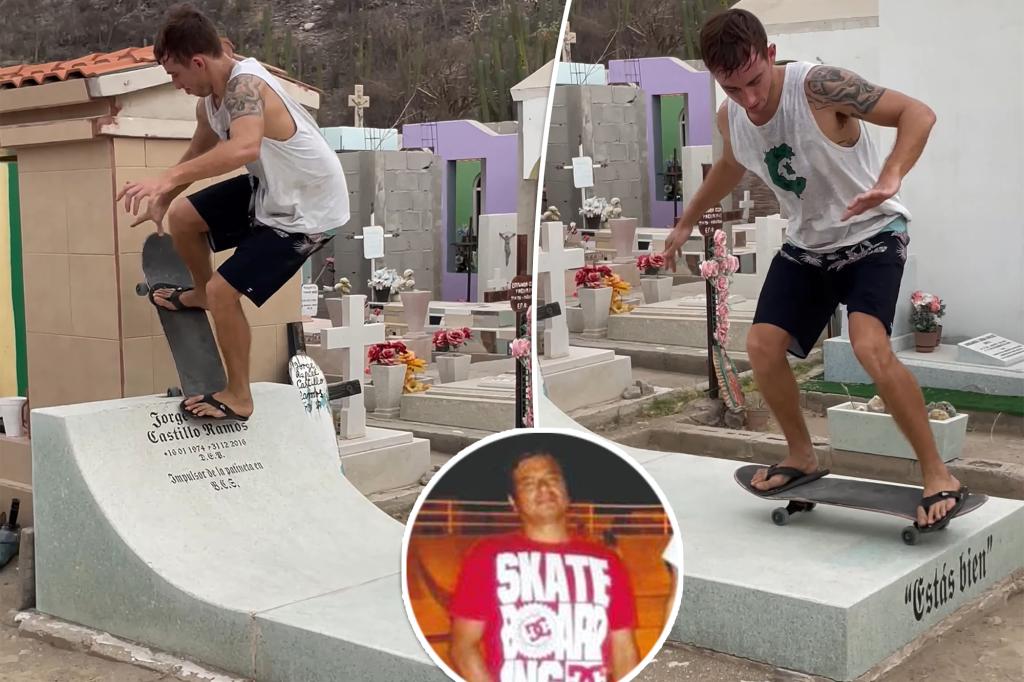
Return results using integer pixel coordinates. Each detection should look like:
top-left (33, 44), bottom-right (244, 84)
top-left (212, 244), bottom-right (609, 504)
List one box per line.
top-left (734, 464), bottom-right (988, 545)
top-left (137, 233), bottom-right (227, 398)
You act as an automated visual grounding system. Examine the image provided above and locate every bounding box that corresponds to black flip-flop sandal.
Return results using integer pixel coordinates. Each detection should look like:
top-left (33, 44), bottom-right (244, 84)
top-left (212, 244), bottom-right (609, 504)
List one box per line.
top-left (149, 283), bottom-right (200, 312)
top-left (181, 394), bottom-right (250, 422)
top-left (753, 465), bottom-right (830, 496)
top-left (916, 487), bottom-right (968, 532)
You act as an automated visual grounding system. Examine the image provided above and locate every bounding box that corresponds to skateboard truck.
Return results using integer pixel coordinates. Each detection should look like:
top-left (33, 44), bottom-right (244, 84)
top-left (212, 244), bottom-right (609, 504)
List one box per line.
top-left (772, 501), bottom-right (816, 526)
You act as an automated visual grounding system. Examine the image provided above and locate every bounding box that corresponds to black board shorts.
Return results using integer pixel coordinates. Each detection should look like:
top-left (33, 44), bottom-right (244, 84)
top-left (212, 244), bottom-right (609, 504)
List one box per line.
top-left (753, 229), bottom-right (910, 358)
top-left (187, 175), bottom-right (331, 307)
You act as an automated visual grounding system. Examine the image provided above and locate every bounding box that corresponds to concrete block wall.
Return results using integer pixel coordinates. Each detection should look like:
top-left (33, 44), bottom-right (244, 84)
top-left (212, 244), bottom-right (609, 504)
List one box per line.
top-left (545, 85), bottom-right (650, 226)
top-left (16, 138), bottom-right (295, 409)
top-left (330, 150), bottom-right (442, 297)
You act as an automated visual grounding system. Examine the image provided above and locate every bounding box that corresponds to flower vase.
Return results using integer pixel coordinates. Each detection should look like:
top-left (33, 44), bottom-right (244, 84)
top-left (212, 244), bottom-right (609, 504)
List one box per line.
top-left (914, 330), bottom-right (939, 353)
top-left (371, 286), bottom-right (391, 303)
top-left (579, 286), bottom-right (613, 338)
top-left (607, 218), bottom-right (638, 259)
top-left (584, 215), bottom-right (602, 232)
top-left (437, 352), bottom-right (471, 384)
top-left (640, 275), bottom-right (673, 304)
top-left (370, 363), bottom-right (405, 417)
top-left (399, 290), bottom-right (432, 335)
top-left (937, 324), bottom-right (943, 346)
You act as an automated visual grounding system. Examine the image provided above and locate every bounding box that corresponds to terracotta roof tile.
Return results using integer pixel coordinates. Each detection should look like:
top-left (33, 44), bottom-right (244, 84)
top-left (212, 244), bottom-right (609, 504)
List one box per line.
top-left (0, 47), bottom-right (156, 89)
top-left (0, 45), bottom-right (306, 91)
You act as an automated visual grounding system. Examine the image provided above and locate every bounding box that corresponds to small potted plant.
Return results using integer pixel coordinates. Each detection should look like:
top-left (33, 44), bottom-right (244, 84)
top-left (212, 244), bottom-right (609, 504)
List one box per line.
top-left (637, 253), bottom-right (672, 303)
top-left (574, 264), bottom-right (613, 337)
top-left (910, 290), bottom-right (945, 352)
top-left (433, 327), bottom-right (473, 383)
top-left (579, 196), bottom-right (609, 232)
top-left (368, 267), bottom-right (400, 303)
top-left (367, 340), bottom-right (409, 416)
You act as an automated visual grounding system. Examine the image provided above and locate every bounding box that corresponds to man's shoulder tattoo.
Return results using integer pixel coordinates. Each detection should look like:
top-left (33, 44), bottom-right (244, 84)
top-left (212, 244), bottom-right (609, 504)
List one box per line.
top-left (805, 66), bottom-right (886, 117)
top-left (225, 74), bottom-right (265, 120)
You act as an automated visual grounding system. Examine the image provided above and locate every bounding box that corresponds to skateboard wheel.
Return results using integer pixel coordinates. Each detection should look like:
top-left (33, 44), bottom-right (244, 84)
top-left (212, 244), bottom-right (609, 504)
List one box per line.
top-left (771, 508), bottom-right (790, 526)
top-left (136, 283), bottom-right (149, 296)
top-left (902, 526), bottom-right (920, 546)
top-left (167, 387), bottom-right (183, 397)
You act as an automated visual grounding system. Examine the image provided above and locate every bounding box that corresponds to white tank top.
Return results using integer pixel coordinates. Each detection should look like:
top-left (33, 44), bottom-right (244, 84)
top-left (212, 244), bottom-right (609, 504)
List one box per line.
top-left (727, 61), bottom-right (911, 252)
top-left (204, 58), bottom-right (349, 235)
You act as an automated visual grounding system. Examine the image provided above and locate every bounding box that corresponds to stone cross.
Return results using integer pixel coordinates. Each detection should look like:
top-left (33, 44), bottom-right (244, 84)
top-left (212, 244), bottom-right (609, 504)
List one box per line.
top-left (738, 190), bottom-right (755, 221)
top-left (537, 221), bottom-right (584, 359)
top-left (562, 23), bottom-right (577, 63)
top-left (321, 295), bottom-right (385, 439)
top-left (348, 84), bottom-right (370, 128)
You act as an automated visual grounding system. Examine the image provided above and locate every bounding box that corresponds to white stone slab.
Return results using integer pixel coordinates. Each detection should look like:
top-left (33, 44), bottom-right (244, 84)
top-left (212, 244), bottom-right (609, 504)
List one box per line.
top-left (824, 335), bottom-right (1024, 396)
top-left (538, 346), bottom-right (633, 412)
top-left (30, 383), bottom-right (438, 679)
top-left (535, 394), bottom-right (1024, 681)
top-left (827, 401), bottom-right (968, 462)
top-left (957, 333), bottom-right (1024, 368)
top-left (336, 427), bottom-right (431, 494)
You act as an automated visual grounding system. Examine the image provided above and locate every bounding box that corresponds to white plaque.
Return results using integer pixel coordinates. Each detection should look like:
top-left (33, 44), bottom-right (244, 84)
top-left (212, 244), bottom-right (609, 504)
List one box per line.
top-left (957, 333), bottom-right (1024, 368)
top-left (362, 225), bottom-right (385, 259)
top-left (571, 156), bottom-right (594, 189)
top-left (301, 284), bottom-right (319, 317)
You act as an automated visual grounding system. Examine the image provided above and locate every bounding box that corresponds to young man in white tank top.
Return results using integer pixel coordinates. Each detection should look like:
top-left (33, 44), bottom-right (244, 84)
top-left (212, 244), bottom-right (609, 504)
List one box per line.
top-left (660, 9), bottom-right (965, 530)
top-left (116, 4), bottom-right (349, 423)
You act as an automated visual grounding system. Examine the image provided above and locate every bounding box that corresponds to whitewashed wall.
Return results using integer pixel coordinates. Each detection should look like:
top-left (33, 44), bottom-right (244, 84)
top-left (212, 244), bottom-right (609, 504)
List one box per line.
top-left (879, 0), bottom-right (1023, 341)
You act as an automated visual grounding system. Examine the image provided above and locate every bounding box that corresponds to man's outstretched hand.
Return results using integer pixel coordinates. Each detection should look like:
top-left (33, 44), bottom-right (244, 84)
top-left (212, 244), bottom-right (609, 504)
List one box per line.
top-left (661, 224), bottom-right (693, 272)
top-left (842, 174), bottom-right (901, 222)
top-left (117, 175), bottom-right (174, 233)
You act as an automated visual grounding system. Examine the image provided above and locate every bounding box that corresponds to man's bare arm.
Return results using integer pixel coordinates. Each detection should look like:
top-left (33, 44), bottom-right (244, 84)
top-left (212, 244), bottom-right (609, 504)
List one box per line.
top-left (450, 617), bottom-right (493, 682)
top-left (159, 101), bottom-right (221, 205)
top-left (805, 65), bottom-right (936, 182)
top-left (165, 74), bottom-right (265, 187)
top-left (609, 628), bottom-right (640, 681)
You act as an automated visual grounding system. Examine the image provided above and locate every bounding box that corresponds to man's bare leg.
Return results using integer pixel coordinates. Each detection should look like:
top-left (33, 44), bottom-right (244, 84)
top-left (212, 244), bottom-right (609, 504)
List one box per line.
top-left (152, 199), bottom-right (213, 311)
top-left (183, 273), bottom-right (254, 419)
top-left (848, 313), bottom-right (960, 527)
top-left (747, 323), bottom-right (821, 490)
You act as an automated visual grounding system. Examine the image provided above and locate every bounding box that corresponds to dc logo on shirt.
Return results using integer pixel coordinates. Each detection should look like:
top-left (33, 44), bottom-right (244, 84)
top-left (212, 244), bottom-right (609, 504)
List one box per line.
top-left (508, 603), bottom-right (559, 658)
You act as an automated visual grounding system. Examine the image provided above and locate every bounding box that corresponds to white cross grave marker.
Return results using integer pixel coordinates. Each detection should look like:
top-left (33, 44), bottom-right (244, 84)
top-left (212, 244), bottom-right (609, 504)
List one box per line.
top-left (348, 84), bottom-right (370, 128)
top-left (537, 221), bottom-right (584, 359)
top-left (738, 190), bottom-right (754, 221)
top-left (562, 23), bottom-right (577, 63)
top-left (322, 295), bottom-right (385, 439)
top-left (559, 140), bottom-right (606, 210)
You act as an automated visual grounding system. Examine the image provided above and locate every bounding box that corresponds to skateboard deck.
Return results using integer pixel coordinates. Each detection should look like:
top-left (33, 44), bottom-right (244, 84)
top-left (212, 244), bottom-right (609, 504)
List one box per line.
top-left (735, 464), bottom-right (988, 545)
top-left (138, 233), bottom-right (226, 397)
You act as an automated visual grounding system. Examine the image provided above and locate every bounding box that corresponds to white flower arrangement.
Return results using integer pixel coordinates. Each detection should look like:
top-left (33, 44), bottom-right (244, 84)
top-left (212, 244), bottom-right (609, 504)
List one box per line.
top-left (579, 196), bottom-right (609, 219)
top-left (368, 267), bottom-right (401, 291)
top-left (602, 197), bottom-right (623, 221)
top-left (396, 269), bottom-right (416, 292)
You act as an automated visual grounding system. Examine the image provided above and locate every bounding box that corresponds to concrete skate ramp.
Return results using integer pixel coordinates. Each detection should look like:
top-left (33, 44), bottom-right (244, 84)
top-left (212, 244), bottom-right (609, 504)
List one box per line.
top-left (537, 393), bottom-right (1024, 680)
top-left (31, 383), bottom-right (445, 681)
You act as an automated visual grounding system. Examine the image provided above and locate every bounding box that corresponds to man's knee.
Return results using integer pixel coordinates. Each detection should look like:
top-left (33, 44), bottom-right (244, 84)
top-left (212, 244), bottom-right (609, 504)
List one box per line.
top-left (746, 325), bottom-right (789, 368)
top-left (167, 198), bottom-right (206, 236)
top-left (206, 275), bottom-right (241, 309)
top-left (851, 332), bottom-right (895, 377)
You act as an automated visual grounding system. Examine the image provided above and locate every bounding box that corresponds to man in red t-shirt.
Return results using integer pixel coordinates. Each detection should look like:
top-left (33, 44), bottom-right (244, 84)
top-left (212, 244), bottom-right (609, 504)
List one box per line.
top-left (449, 451), bottom-right (640, 682)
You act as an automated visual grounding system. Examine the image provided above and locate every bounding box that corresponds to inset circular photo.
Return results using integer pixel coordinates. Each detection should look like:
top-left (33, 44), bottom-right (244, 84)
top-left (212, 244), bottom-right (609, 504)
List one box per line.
top-left (402, 429), bottom-right (683, 682)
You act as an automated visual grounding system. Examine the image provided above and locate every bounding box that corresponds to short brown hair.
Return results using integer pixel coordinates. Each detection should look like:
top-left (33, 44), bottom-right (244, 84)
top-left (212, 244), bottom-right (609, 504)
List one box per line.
top-left (154, 3), bottom-right (223, 65)
top-left (699, 8), bottom-right (769, 78)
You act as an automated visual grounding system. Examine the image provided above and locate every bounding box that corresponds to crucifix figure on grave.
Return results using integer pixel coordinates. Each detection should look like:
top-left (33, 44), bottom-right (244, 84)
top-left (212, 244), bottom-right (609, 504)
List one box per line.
top-left (348, 84), bottom-right (370, 128)
top-left (321, 295), bottom-right (385, 439)
top-left (562, 23), bottom-right (577, 63)
top-left (499, 232), bottom-right (515, 267)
